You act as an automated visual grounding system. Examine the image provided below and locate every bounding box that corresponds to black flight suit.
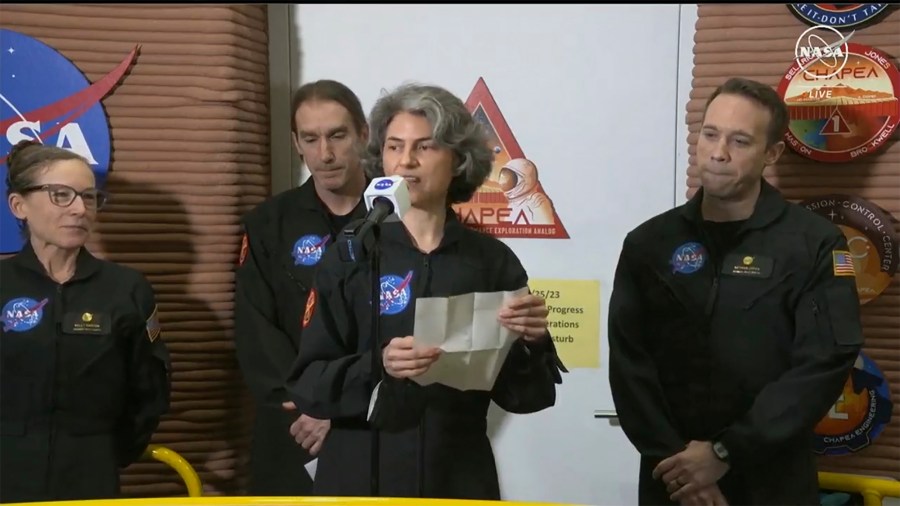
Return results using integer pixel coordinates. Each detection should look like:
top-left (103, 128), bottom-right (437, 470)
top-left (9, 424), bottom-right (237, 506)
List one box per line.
top-left (0, 243), bottom-right (171, 503)
top-left (285, 212), bottom-right (566, 499)
top-left (234, 176), bottom-right (367, 494)
top-left (608, 179), bottom-right (863, 505)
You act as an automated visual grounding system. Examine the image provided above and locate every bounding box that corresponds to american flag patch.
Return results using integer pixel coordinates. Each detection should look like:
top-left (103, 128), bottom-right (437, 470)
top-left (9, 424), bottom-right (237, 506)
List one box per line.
top-left (832, 250), bottom-right (856, 277)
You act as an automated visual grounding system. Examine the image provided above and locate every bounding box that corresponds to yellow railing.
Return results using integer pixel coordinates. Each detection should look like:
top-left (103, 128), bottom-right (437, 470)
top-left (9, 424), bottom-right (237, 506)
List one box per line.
top-left (11, 499), bottom-right (576, 506)
top-left (8, 467), bottom-right (898, 505)
top-left (144, 444), bottom-right (203, 497)
top-left (819, 471), bottom-right (900, 506)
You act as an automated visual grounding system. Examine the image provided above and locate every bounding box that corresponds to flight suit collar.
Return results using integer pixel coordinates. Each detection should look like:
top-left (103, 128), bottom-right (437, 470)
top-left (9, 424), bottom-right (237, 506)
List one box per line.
top-left (295, 176), bottom-right (320, 211)
top-left (12, 240), bottom-right (102, 283)
top-left (382, 208), bottom-right (466, 252)
top-left (680, 178), bottom-right (788, 231)
top-left (295, 173), bottom-right (371, 214)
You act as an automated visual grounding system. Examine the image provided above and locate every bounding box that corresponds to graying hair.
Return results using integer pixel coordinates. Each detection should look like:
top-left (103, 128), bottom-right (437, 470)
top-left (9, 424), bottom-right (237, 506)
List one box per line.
top-left (363, 82), bottom-right (494, 205)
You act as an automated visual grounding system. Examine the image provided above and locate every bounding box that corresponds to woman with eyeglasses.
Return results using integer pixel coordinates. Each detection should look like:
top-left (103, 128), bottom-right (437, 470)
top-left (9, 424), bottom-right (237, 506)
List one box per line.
top-left (0, 140), bottom-right (171, 502)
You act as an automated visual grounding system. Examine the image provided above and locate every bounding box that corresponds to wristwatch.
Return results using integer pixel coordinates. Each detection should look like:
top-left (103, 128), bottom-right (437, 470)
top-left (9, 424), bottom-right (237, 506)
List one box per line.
top-left (712, 441), bottom-right (730, 463)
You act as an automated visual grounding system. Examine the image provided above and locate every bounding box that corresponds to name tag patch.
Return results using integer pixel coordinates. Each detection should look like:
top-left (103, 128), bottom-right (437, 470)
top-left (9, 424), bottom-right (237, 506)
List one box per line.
top-left (63, 312), bottom-right (110, 335)
top-left (722, 254), bottom-right (774, 278)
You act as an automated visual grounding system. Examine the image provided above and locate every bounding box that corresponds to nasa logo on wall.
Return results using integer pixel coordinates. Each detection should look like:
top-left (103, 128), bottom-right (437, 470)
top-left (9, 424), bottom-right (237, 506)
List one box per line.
top-left (801, 194), bottom-right (898, 305)
top-left (814, 352), bottom-right (893, 456)
top-left (788, 4), bottom-right (891, 29)
top-left (0, 29), bottom-right (137, 254)
top-left (777, 43), bottom-right (900, 163)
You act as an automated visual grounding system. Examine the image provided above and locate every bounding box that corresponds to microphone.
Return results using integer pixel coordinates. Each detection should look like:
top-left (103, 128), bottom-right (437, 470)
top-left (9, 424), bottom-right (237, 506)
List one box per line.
top-left (363, 176), bottom-right (411, 224)
top-left (338, 176), bottom-right (411, 263)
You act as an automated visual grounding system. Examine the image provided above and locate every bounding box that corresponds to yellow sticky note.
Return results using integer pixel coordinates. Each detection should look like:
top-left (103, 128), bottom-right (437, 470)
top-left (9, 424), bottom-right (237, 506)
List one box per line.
top-left (528, 279), bottom-right (600, 369)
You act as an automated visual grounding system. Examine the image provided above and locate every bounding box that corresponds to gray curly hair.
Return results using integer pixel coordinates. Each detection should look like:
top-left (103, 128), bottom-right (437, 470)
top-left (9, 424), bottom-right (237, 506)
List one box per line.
top-left (363, 82), bottom-right (494, 204)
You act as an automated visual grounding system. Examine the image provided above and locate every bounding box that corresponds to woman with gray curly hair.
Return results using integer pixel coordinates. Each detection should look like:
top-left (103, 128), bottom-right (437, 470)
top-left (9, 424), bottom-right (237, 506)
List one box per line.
top-left (286, 82), bottom-right (566, 499)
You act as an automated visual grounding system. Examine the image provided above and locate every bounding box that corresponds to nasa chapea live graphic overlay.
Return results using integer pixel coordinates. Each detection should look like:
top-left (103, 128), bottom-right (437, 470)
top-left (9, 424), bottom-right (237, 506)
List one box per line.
top-left (801, 194), bottom-right (899, 305)
top-left (788, 4), bottom-right (891, 29)
top-left (455, 77), bottom-right (569, 239)
top-left (814, 352), bottom-right (894, 456)
top-left (0, 28), bottom-right (136, 254)
top-left (778, 40), bottom-right (900, 163)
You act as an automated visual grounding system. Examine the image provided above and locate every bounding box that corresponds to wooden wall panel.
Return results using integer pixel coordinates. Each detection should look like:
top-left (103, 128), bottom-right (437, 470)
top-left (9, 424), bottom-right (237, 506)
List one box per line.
top-left (1, 3), bottom-right (271, 496)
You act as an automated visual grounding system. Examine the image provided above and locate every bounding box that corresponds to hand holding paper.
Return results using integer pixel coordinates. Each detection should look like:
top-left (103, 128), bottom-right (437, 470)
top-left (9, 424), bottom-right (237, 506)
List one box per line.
top-left (382, 336), bottom-right (442, 379)
top-left (408, 287), bottom-right (532, 392)
top-left (498, 291), bottom-right (551, 341)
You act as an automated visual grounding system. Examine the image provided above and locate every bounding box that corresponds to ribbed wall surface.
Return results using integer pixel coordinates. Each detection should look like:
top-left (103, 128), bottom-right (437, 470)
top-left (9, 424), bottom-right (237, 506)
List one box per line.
top-left (1, 4), bottom-right (270, 496)
top-left (685, 4), bottom-right (899, 480)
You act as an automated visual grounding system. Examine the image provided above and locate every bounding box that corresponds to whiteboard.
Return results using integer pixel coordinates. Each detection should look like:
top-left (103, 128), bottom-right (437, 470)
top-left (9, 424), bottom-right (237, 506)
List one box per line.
top-left (289, 4), bottom-right (688, 504)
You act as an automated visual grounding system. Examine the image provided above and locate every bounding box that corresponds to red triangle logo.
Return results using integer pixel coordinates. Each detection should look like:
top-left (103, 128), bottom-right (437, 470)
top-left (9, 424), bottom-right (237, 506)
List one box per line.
top-left (819, 107), bottom-right (853, 136)
top-left (451, 77), bottom-right (569, 239)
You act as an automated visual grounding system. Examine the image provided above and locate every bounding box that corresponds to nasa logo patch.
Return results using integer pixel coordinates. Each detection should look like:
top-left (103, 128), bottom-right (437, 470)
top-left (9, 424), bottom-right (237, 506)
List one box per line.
top-left (1, 296), bottom-right (49, 332)
top-left (379, 271), bottom-right (414, 316)
top-left (292, 234), bottom-right (330, 266)
top-left (0, 28), bottom-right (137, 254)
top-left (671, 242), bottom-right (707, 275)
top-left (373, 178), bottom-right (394, 190)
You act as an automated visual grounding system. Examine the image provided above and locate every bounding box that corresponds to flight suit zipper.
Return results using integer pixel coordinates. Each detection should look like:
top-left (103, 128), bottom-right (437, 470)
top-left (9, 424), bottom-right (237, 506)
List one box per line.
top-left (697, 226), bottom-right (721, 435)
top-left (417, 253), bottom-right (431, 498)
top-left (699, 229), bottom-right (721, 319)
top-left (47, 283), bottom-right (63, 494)
top-left (284, 269), bottom-right (308, 292)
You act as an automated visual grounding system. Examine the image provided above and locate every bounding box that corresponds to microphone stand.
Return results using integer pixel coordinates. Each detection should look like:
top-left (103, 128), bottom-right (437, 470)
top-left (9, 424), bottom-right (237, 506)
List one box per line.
top-left (338, 218), bottom-right (384, 497)
top-left (368, 223), bottom-right (382, 498)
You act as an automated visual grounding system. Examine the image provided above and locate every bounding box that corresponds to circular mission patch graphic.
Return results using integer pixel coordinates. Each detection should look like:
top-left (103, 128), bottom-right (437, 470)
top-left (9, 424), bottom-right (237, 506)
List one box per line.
top-left (814, 352), bottom-right (893, 456)
top-left (801, 194), bottom-right (899, 305)
top-left (777, 43), bottom-right (900, 163)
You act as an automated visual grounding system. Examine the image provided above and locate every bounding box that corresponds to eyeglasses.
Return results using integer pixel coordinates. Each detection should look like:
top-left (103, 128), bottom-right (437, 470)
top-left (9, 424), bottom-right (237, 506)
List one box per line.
top-left (20, 184), bottom-right (108, 210)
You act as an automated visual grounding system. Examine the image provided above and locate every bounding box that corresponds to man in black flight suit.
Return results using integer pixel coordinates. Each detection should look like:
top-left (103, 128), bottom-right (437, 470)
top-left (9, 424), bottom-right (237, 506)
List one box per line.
top-left (608, 77), bottom-right (864, 505)
top-left (234, 80), bottom-right (370, 495)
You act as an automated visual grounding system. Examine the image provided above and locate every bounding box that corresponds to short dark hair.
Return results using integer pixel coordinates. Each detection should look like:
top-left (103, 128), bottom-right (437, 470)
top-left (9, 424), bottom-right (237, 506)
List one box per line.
top-left (363, 83), bottom-right (493, 205)
top-left (703, 77), bottom-right (789, 147)
top-left (5, 140), bottom-right (87, 198)
top-left (290, 79), bottom-right (367, 135)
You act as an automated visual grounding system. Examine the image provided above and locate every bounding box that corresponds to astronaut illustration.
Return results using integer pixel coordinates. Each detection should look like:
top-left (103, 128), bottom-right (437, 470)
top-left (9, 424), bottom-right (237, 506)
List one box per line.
top-left (498, 158), bottom-right (556, 225)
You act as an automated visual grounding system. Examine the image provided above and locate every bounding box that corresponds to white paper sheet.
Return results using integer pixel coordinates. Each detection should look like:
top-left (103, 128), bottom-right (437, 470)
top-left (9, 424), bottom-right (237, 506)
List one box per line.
top-left (410, 287), bottom-right (529, 391)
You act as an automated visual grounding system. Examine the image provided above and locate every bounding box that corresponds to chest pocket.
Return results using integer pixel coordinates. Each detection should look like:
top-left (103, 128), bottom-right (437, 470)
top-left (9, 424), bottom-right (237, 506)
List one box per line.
top-left (58, 311), bottom-right (128, 426)
top-left (439, 251), bottom-right (502, 296)
top-left (718, 253), bottom-right (795, 310)
top-left (59, 312), bottom-right (121, 372)
top-left (1, 331), bottom-right (51, 434)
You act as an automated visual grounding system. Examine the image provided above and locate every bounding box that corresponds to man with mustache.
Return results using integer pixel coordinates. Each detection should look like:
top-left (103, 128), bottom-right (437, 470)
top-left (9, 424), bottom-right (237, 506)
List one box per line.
top-left (234, 80), bottom-right (369, 495)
